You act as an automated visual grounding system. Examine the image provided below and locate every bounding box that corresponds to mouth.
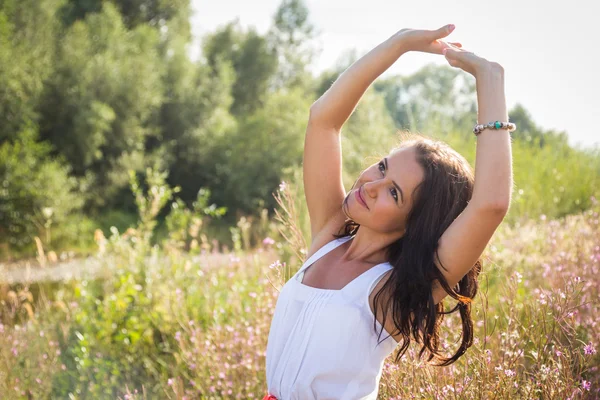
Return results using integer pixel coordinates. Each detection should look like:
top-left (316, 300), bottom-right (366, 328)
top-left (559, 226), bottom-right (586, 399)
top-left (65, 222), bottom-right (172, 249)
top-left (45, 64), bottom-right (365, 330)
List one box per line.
top-left (355, 187), bottom-right (368, 209)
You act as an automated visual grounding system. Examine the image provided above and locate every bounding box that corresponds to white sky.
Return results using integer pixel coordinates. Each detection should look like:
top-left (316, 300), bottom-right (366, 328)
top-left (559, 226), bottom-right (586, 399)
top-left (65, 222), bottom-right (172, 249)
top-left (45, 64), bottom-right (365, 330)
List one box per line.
top-left (190, 0), bottom-right (599, 149)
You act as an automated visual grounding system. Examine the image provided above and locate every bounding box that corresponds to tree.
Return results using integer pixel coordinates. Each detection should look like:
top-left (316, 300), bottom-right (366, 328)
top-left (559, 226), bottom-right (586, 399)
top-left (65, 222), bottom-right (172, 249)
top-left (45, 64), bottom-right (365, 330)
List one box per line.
top-left (373, 64), bottom-right (476, 135)
top-left (38, 3), bottom-right (164, 209)
top-left (157, 47), bottom-right (237, 206)
top-left (0, 0), bottom-right (61, 141)
top-left (0, 124), bottom-right (83, 252)
top-left (216, 88), bottom-right (311, 217)
top-left (59, 0), bottom-right (191, 33)
top-left (268, 0), bottom-right (318, 91)
top-left (203, 22), bottom-right (278, 116)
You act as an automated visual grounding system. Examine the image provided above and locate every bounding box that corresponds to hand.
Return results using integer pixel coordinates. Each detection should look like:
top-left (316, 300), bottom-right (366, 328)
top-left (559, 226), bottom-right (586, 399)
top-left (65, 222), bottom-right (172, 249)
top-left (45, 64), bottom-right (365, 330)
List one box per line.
top-left (396, 24), bottom-right (462, 55)
top-left (443, 44), bottom-right (504, 78)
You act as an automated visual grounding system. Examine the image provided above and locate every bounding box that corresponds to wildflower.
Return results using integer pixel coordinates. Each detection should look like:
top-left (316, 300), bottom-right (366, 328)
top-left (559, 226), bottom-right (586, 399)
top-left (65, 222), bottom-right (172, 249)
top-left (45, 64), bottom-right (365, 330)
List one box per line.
top-left (442, 385), bottom-right (454, 394)
top-left (584, 342), bottom-right (596, 355)
top-left (504, 369), bottom-right (516, 377)
top-left (263, 237), bottom-right (275, 246)
top-left (167, 378), bottom-right (174, 386)
top-left (279, 181), bottom-right (287, 192)
top-left (513, 271), bottom-right (523, 283)
top-left (555, 349), bottom-right (563, 357)
top-left (582, 380), bottom-right (591, 391)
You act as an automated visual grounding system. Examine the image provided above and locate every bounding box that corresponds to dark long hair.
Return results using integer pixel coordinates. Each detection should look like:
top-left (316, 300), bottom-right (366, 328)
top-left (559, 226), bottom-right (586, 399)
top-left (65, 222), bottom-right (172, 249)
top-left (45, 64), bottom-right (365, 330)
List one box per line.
top-left (334, 134), bottom-right (482, 366)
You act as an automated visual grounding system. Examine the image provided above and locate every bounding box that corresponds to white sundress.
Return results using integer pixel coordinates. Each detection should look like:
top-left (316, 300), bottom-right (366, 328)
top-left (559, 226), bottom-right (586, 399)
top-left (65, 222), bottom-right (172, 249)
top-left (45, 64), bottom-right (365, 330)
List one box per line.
top-left (265, 236), bottom-right (399, 400)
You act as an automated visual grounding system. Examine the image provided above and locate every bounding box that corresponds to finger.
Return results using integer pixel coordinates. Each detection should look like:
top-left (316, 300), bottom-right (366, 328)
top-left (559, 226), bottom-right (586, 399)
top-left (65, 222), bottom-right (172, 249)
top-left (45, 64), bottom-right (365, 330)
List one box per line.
top-left (442, 47), bottom-right (458, 58)
top-left (439, 40), bottom-right (462, 50)
top-left (444, 53), bottom-right (464, 70)
top-left (431, 24), bottom-right (455, 39)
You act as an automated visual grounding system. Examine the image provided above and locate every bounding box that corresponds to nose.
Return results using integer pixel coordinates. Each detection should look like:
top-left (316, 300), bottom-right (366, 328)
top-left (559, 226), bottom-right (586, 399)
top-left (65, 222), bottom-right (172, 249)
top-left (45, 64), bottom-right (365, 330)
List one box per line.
top-left (363, 177), bottom-right (388, 198)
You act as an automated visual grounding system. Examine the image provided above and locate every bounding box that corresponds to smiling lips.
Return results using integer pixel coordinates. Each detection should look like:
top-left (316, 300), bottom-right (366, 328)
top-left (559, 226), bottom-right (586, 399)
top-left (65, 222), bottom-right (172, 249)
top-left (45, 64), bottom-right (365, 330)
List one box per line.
top-left (355, 187), bottom-right (368, 209)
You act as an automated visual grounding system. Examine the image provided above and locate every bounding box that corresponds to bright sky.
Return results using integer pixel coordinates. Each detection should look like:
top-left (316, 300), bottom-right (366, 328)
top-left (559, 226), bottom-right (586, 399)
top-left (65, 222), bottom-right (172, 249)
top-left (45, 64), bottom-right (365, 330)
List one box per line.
top-left (191, 0), bottom-right (599, 149)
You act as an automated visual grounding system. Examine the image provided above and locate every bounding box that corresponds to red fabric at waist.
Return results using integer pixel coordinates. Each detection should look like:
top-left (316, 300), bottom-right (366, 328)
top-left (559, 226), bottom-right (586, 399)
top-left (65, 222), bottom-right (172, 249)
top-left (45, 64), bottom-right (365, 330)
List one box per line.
top-left (263, 395), bottom-right (277, 400)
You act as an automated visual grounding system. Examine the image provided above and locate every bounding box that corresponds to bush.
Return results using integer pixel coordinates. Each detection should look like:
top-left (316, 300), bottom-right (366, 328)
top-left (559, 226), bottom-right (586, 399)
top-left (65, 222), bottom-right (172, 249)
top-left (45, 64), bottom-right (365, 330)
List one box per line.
top-left (0, 125), bottom-right (83, 257)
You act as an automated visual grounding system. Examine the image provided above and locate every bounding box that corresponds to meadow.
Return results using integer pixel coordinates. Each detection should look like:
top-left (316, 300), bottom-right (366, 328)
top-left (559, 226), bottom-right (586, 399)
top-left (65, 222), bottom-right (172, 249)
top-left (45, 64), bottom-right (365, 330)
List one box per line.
top-left (0, 172), bottom-right (599, 400)
top-left (1, 0), bottom-right (600, 398)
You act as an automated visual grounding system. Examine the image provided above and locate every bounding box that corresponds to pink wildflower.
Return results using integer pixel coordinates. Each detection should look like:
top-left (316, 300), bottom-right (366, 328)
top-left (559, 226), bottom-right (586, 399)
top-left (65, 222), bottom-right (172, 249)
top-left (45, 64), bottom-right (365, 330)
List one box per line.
top-left (582, 380), bottom-right (591, 391)
top-left (584, 342), bottom-right (596, 355)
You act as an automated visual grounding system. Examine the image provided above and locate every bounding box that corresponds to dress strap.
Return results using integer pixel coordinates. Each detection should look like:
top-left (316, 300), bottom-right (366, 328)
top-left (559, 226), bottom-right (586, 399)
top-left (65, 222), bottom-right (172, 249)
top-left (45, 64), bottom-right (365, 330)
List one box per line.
top-left (295, 236), bottom-right (353, 277)
top-left (342, 262), bottom-right (393, 300)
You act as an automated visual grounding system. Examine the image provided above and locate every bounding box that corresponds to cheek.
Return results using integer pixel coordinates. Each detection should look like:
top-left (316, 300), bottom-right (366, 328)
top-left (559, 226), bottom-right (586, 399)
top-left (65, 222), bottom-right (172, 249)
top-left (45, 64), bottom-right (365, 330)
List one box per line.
top-left (375, 202), bottom-right (402, 226)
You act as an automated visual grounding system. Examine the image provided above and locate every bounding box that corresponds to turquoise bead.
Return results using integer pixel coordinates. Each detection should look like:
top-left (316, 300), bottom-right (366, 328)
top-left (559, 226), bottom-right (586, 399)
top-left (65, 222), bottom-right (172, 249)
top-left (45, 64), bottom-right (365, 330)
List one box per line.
top-left (494, 121), bottom-right (502, 129)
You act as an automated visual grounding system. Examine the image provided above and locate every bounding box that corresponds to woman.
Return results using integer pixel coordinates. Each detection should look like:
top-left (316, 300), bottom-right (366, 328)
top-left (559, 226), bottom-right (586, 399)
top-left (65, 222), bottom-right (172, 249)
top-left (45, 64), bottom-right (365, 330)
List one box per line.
top-left (265, 24), bottom-right (514, 400)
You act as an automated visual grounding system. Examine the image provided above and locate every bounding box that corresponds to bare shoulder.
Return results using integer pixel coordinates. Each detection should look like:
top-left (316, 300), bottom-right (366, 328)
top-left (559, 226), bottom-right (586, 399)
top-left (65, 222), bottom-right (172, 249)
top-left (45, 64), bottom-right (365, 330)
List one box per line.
top-left (305, 210), bottom-right (348, 260)
top-left (369, 270), bottom-right (403, 343)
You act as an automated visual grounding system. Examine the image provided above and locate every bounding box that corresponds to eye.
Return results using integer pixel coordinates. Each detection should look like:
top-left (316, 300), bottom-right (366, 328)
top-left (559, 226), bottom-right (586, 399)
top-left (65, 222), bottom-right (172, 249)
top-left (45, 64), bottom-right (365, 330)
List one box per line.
top-left (378, 161), bottom-right (398, 202)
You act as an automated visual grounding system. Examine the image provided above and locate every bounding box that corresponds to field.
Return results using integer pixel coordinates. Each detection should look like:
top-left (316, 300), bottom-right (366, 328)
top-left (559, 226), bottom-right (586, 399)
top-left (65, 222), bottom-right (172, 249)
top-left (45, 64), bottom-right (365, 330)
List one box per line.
top-left (1, 181), bottom-right (599, 400)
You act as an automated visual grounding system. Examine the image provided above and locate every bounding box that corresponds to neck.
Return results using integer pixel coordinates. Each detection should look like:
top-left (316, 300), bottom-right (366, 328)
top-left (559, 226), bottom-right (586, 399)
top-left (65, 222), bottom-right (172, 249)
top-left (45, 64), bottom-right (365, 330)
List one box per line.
top-left (339, 227), bottom-right (402, 265)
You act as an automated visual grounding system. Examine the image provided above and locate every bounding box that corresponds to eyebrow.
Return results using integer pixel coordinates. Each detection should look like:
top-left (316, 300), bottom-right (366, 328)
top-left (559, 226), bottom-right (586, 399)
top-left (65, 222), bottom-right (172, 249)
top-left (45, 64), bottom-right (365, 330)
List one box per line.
top-left (384, 157), bottom-right (404, 204)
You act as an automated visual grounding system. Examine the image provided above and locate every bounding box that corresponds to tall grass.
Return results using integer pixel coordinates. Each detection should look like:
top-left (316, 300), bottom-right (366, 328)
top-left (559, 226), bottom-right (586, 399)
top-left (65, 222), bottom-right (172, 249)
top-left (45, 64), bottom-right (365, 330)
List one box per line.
top-left (0, 172), bottom-right (598, 399)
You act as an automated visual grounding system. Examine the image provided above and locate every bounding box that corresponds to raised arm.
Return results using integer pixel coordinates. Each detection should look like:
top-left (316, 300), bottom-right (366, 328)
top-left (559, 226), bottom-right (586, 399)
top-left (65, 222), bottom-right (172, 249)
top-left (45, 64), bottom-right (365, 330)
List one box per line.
top-left (309, 25), bottom-right (459, 130)
top-left (433, 48), bottom-right (513, 304)
top-left (304, 25), bottom-right (460, 240)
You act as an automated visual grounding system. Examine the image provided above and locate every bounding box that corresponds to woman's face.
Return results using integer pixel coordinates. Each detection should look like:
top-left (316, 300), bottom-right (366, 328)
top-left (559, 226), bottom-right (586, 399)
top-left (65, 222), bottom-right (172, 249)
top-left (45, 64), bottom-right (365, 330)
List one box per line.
top-left (343, 145), bottom-right (424, 235)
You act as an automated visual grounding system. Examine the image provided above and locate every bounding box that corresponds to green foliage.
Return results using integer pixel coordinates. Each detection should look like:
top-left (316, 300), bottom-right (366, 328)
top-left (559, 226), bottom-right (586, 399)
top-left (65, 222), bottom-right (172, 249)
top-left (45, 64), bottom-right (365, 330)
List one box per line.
top-left (340, 88), bottom-right (399, 186)
top-left (0, 0), bottom-right (598, 260)
top-left (215, 88), bottom-right (311, 215)
top-left (373, 63), bottom-right (476, 133)
top-left (436, 116), bottom-right (600, 225)
top-left (165, 188), bottom-right (227, 252)
top-left (203, 22), bottom-right (278, 116)
top-left (59, 0), bottom-right (191, 33)
top-left (0, 0), bottom-right (60, 141)
top-left (158, 39), bottom-right (237, 205)
top-left (130, 167), bottom-right (179, 243)
top-left (39, 2), bottom-right (164, 207)
top-left (1, 186), bottom-right (598, 398)
top-left (268, 0), bottom-right (317, 91)
top-left (0, 125), bottom-right (83, 253)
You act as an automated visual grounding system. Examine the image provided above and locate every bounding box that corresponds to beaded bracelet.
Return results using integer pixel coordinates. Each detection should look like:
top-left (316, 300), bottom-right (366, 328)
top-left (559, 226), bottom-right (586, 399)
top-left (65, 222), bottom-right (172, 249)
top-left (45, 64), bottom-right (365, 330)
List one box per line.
top-left (473, 121), bottom-right (517, 136)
